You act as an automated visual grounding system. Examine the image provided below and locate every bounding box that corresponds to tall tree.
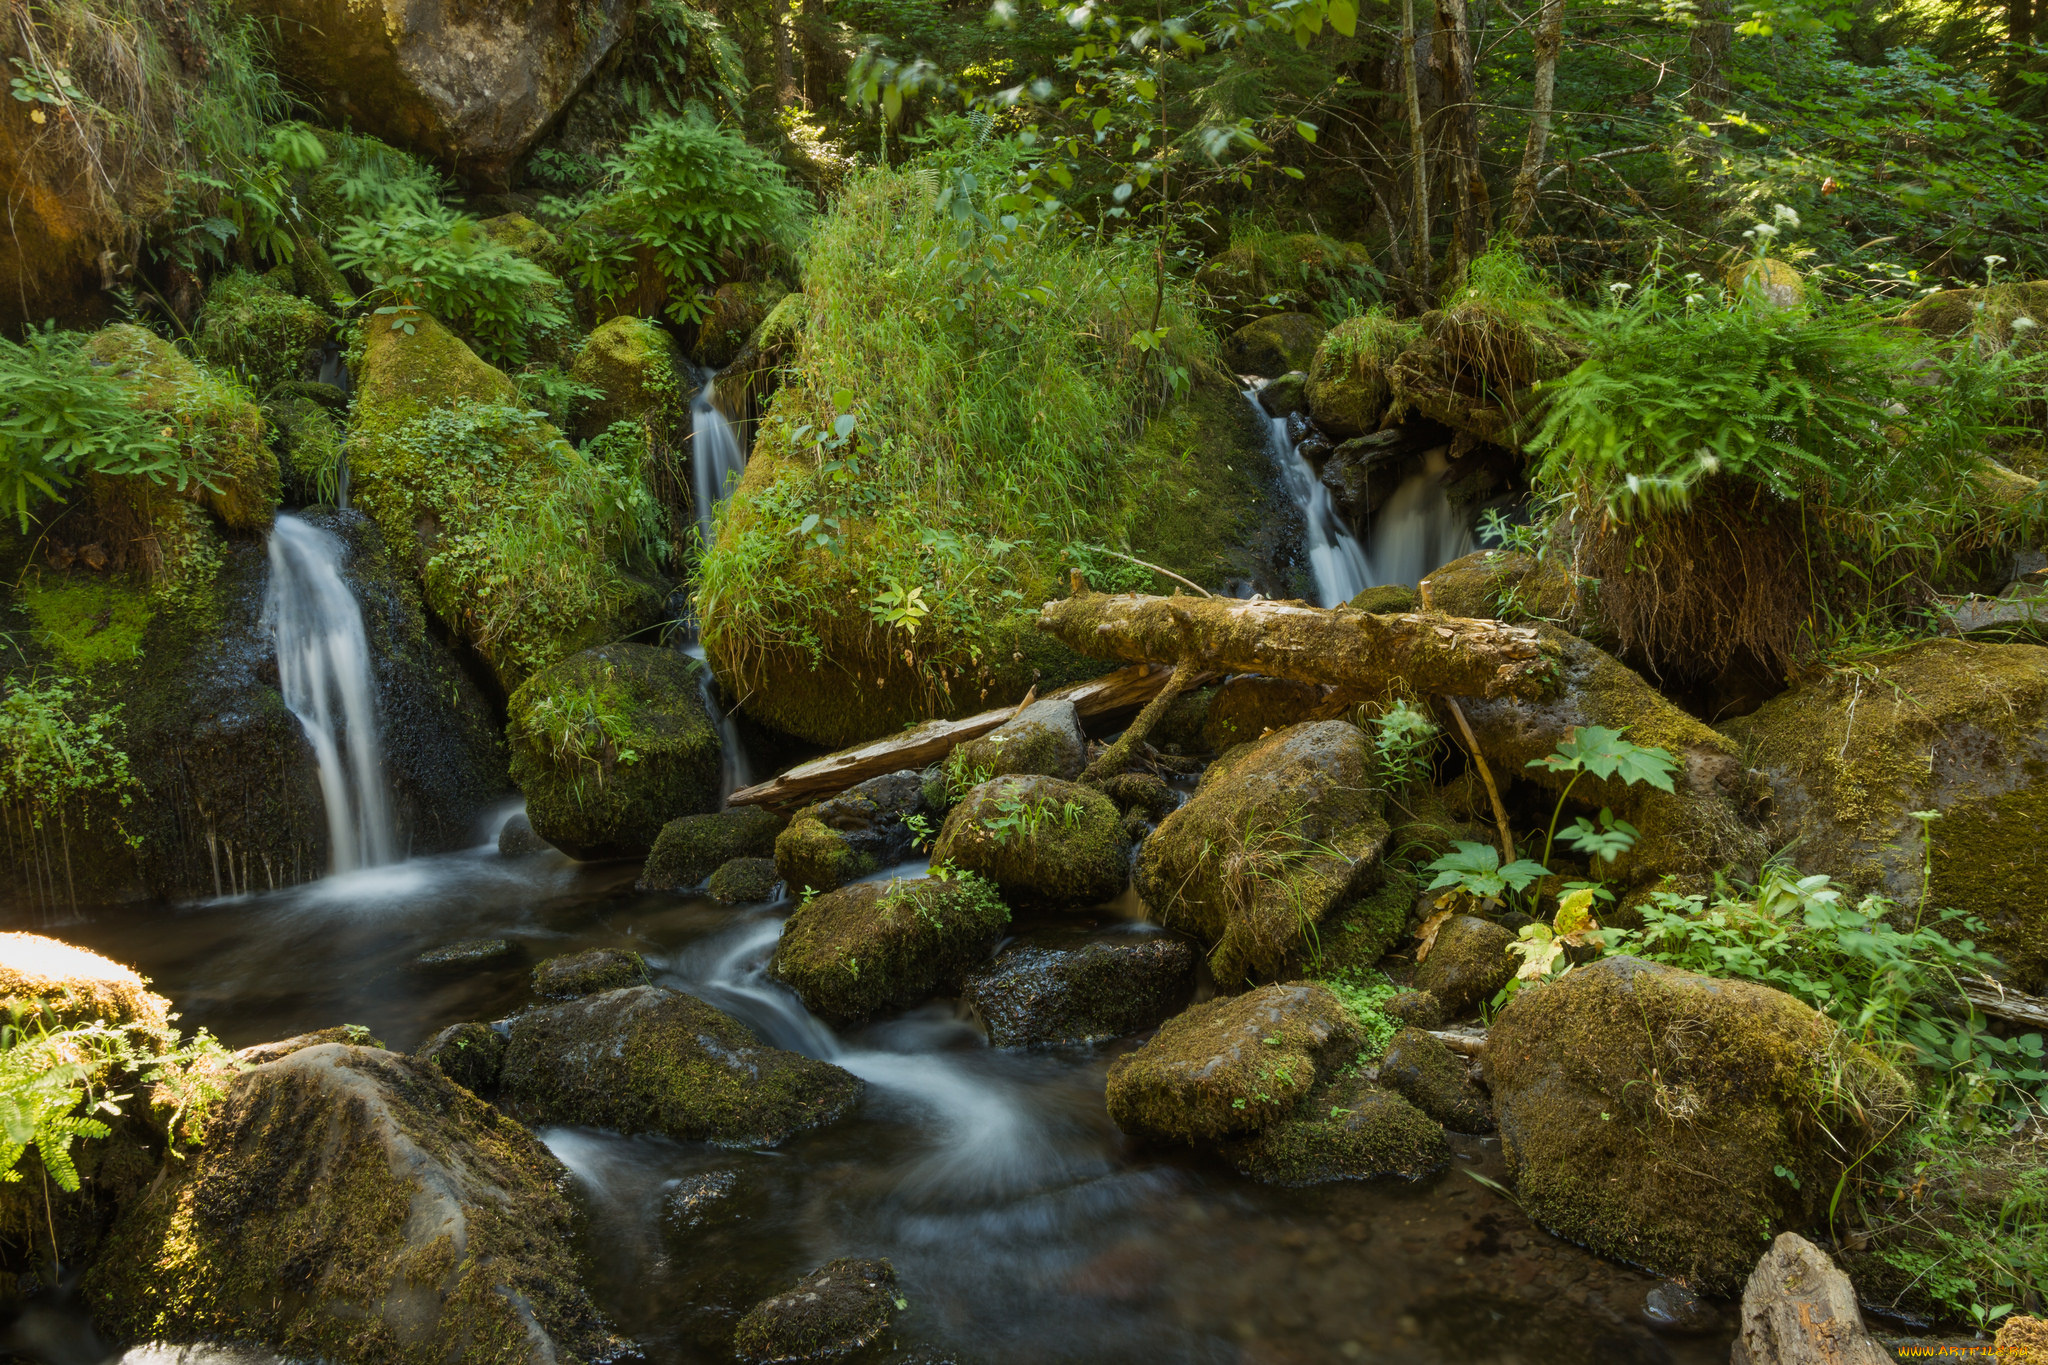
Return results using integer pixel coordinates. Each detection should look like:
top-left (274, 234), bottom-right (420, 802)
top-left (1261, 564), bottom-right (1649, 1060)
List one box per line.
top-left (1437, 0), bottom-right (1484, 275)
top-left (1509, 0), bottom-right (1567, 233)
top-left (1403, 0), bottom-right (1433, 304)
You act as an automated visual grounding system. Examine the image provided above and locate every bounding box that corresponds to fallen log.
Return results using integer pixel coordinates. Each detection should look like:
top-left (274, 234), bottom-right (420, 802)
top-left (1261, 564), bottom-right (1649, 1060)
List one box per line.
top-left (727, 664), bottom-right (1211, 810)
top-left (1036, 590), bottom-right (1560, 701)
top-left (1963, 977), bottom-right (2048, 1029)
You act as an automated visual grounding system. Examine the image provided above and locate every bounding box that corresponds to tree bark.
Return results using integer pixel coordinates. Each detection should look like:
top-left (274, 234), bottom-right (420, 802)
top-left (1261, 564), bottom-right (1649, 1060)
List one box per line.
top-left (1036, 591), bottom-right (1560, 701)
top-left (1436, 0), bottom-right (1484, 276)
top-left (1402, 0), bottom-right (1434, 306)
top-left (2012, 0), bottom-right (2034, 50)
top-left (1509, 0), bottom-right (1567, 234)
top-left (771, 0), bottom-right (797, 107)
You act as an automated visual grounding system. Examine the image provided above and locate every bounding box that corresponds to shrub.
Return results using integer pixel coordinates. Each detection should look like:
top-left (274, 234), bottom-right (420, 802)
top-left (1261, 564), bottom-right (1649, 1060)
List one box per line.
top-left (331, 208), bottom-right (573, 367)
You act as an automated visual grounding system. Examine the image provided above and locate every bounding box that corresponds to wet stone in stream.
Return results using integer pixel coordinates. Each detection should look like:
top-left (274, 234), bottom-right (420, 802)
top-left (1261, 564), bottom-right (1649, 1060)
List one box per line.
top-left (962, 926), bottom-right (1196, 1047)
top-left (415, 936), bottom-right (516, 968)
top-left (734, 1257), bottom-right (901, 1365)
top-left (662, 1168), bottom-right (743, 1234)
top-left (532, 947), bottom-right (650, 998)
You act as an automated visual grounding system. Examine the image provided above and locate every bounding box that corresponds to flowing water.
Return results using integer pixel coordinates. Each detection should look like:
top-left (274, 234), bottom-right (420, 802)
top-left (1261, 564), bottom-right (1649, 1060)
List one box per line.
top-left (11, 843), bottom-right (1737, 1365)
top-left (1363, 450), bottom-right (1479, 591)
top-left (262, 515), bottom-right (396, 874)
top-left (1250, 389), bottom-right (1371, 607)
top-left (692, 379), bottom-right (748, 552)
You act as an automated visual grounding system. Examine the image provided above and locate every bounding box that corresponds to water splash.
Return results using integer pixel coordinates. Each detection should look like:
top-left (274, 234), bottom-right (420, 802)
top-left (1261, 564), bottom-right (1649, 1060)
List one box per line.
top-left (263, 515), bottom-right (395, 874)
top-left (1247, 388), bottom-right (1370, 607)
top-left (1363, 447), bottom-right (1478, 589)
top-left (691, 378), bottom-right (746, 551)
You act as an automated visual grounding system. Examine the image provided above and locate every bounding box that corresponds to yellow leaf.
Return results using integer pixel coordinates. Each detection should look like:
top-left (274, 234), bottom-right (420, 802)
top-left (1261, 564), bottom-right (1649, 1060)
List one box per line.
top-left (30, 109), bottom-right (47, 125)
top-left (1414, 907), bottom-right (1454, 962)
top-left (1553, 887), bottom-right (1598, 937)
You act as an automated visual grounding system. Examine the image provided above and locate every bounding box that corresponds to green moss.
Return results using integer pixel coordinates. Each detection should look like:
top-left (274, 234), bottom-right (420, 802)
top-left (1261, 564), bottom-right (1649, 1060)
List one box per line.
top-left (949, 701), bottom-right (1084, 782)
top-left (415, 1022), bottom-right (506, 1095)
top-left (1310, 868), bottom-right (1417, 978)
top-left (1223, 312), bottom-right (1326, 377)
top-left (962, 930), bottom-right (1196, 1047)
top-left (1348, 583), bottom-right (1419, 614)
top-left (733, 1258), bottom-right (898, 1363)
top-left (707, 856), bottom-right (781, 902)
top-left (641, 805), bottom-right (787, 888)
top-left (507, 644), bottom-right (720, 860)
top-left (1422, 549), bottom-right (1576, 624)
top-left (1412, 914), bottom-right (1514, 1015)
top-left (16, 578), bottom-right (152, 671)
top-left (1901, 281), bottom-right (2048, 345)
top-left (770, 873), bottom-right (1010, 1025)
top-left (1193, 231), bottom-right (1375, 327)
top-left (696, 279), bottom-right (789, 367)
top-left (530, 948), bottom-right (648, 998)
top-left (1221, 1079), bottom-right (1449, 1185)
top-left (569, 314), bottom-right (688, 438)
top-left (1304, 311), bottom-right (1412, 436)
top-left (1379, 1026), bottom-right (1492, 1132)
top-left (195, 270), bottom-right (333, 392)
top-left (1201, 675), bottom-right (1325, 752)
top-left (775, 815), bottom-right (878, 894)
top-left (930, 774), bottom-right (1129, 906)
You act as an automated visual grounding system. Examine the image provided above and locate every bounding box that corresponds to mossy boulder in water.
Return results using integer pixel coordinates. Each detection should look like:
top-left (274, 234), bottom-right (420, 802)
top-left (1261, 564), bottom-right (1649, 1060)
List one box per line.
top-left (708, 856), bottom-right (781, 902)
top-left (733, 1257), bottom-right (899, 1364)
top-left (1379, 1026), bottom-right (1492, 1132)
top-left (1223, 312), bottom-right (1327, 377)
top-left (415, 1020), bottom-right (506, 1094)
top-left (774, 770), bottom-right (931, 894)
top-left (1219, 1077), bottom-right (1449, 1186)
top-left (1412, 915), bottom-right (1515, 1016)
top-left (947, 698), bottom-right (1086, 782)
top-left (770, 875), bottom-right (1011, 1026)
top-left (642, 805), bottom-right (787, 888)
top-left (508, 643), bottom-right (720, 860)
top-left (962, 926), bottom-right (1196, 1047)
top-left (1725, 639), bottom-right (2048, 989)
top-left (85, 1043), bottom-right (630, 1361)
top-left (531, 947), bottom-right (648, 998)
top-left (1484, 955), bottom-right (1908, 1293)
top-left (930, 775), bottom-right (1130, 906)
top-left (194, 270), bottom-right (330, 392)
top-left (497, 985), bottom-right (863, 1144)
top-left (1305, 313), bottom-right (1408, 438)
top-left (568, 313), bottom-right (689, 440)
top-left (1105, 982), bottom-right (1364, 1142)
top-left (1136, 721), bottom-right (1391, 986)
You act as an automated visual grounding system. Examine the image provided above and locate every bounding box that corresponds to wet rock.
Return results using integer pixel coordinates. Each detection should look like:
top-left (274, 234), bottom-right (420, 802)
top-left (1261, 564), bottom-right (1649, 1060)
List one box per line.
top-left (532, 948), bottom-right (649, 999)
top-left (662, 1168), bottom-right (742, 1235)
top-left (1380, 988), bottom-right (1444, 1030)
top-left (771, 875), bottom-right (1011, 1026)
top-left (1305, 314), bottom-right (1405, 437)
top-left (643, 805), bottom-right (788, 890)
top-left (1200, 675), bottom-right (1329, 752)
top-left (415, 937), bottom-right (515, 968)
top-left (1348, 583), bottom-right (1419, 614)
top-left (1320, 429), bottom-right (1430, 536)
top-left (1105, 982), bottom-right (1363, 1142)
top-left (1221, 1077), bottom-right (1448, 1185)
top-left (1095, 771), bottom-right (1177, 821)
top-left (696, 280), bottom-right (790, 370)
top-left (709, 857), bottom-right (782, 903)
top-left (930, 775), bottom-right (1130, 906)
top-left (1411, 915), bottom-right (1515, 1016)
top-left (1257, 371), bottom-right (1308, 417)
top-left (1308, 868), bottom-right (1417, 979)
top-left (1378, 1027), bottom-right (1491, 1133)
top-left (86, 1044), bottom-right (631, 1361)
top-left (1419, 549), bottom-right (1575, 623)
top-left (509, 644), bottom-right (721, 860)
top-left (962, 928), bottom-right (1197, 1047)
top-left (1726, 638), bottom-right (2048, 990)
top-left (734, 1257), bottom-right (900, 1364)
top-left (235, 1025), bottom-right (383, 1065)
top-left (1642, 1279), bottom-right (1717, 1334)
top-left (497, 812), bottom-right (553, 857)
top-left (1730, 1233), bottom-right (1890, 1365)
top-left (0, 932), bottom-right (171, 1031)
top-left (1224, 312), bottom-right (1327, 377)
top-left (948, 698), bottom-right (1087, 782)
top-left (775, 770), bottom-right (931, 895)
top-left (499, 985), bottom-right (863, 1144)
top-left (569, 314), bottom-right (689, 441)
top-left (416, 1020), bottom-right (506, 1093)
top-left (1485, 956), bottom-right (1907, 1293)
top-left (1136, 722), bottom-right (1390, 985)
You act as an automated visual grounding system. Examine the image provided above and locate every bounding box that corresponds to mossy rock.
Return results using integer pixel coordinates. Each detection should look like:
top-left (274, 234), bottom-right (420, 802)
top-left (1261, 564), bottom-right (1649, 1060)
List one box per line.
top-left (774, 770), bottom-right (931, 895)
top-left (1201, 675), bottom-right (1328, 752)
top-left (1420, 549), bottom-right (1575, 624)
top-left (1136, 721), bottom-right (1391, 986)
top-left (414, 938), bottom-right (516, 969)
top-left (733, 1257), bottom-right (898, 1364)
top-left (1193, 233), bottom-right (1374, 329)
top-left (930, 775), bottom-right (1130, 907)
top-left (531, 947), bottom-right (648, 998)
top-left (947, 698), bottom-right (1086, 783)
top-left (1381, 988), bottom-right (1444, 1029)
top-left (507, 643), bottom-right (720, 860)
top-left (961, 926), bottom-right (1196, 1048)
top-left (1724, 638), bottom-right (2048, 989)
top-left (195, 269), bottom-right (331, 392)
top-left (1725, 256), bottom-right (1806, 309)
top-left (266, 392), bottom-right (343, 504)
top-left (1096, 771), bottom-right (1176, 821)
top-left (568, 313), bottom-right (689, 441)
top-left (497, 985), bottom-right (863, 1144)
top-left (1223, 312), bottom-right (1327, 377)
top-left (1412, 914), bottom-right (1514, 1016)
top-left (1257, 372), bottom-right (1307, 417)
top-left (84, 1044), bottom-right (631, 1361)
top-left (696, 279), bottom-right (789, 369)
top-left (707, 856), bottom-right (781, 902)
top-left (1309, 868), bottom-right (1417, 979)
top-left (1305, 313), bottom-right (1410, 438)
top-left (1902, 280), bottom-right (2048, 348)
top-left (415, 1020), bottom-right (506, 1094)
top-left (770, 874), bottom-right (1011, 1026)
top-left (1219, 1077), bottom-right (1449, 1186)
top-left (1484, 955), bottom-right (1908, 1294)
top-left (480, 213), bottom-right (571, 276)
top-left (498, 812), bottom-right (552, 857)
top-left (641, 805), bottom-right (787, 889)
top-left (82, 325), bottom-right (279, 532)
top-left (1151, 684), bottom-right (1215, 754)
top-left (1379, 1026), bottom-right (1491, 1133)
top-left (0, 932), bottom-right (171, 1032)
top-left (1104, 982), bottom-right (1364, 1143)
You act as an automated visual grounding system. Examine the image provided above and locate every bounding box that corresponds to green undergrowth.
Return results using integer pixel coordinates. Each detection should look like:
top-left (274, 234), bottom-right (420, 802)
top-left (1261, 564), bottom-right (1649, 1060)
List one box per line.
top-left (1318, 969), bottom-right (1405, 1062)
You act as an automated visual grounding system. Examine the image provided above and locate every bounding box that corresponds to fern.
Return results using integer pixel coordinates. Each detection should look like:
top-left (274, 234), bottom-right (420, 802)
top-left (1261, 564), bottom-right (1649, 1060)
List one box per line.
top-left (0, 1015), bottom-right (130, 1194)
top-left (331, 207), bottom-right (571, 367)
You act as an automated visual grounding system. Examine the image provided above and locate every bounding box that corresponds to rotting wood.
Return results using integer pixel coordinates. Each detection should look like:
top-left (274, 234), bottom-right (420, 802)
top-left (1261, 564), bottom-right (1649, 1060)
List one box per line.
top-left (1964, 977), bottom-right (2048, 1029)
top-left (727, 663), bottom-right (1215, 809)
top-left (1429, 1027), bottom-right (1487, 1057)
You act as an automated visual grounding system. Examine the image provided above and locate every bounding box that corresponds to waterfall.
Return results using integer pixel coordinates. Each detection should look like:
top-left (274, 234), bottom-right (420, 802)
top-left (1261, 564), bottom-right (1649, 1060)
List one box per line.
top-left (683, 642), bottom-right (753, 804)
top-left (691, 378), bottom-right (746, 551)
top-left (1362, 448), bottom-right (1478, 589)
top-left (1247, 388), bottom-right (1370, 607)
top-left (263, 515), bottom-right (396, 875)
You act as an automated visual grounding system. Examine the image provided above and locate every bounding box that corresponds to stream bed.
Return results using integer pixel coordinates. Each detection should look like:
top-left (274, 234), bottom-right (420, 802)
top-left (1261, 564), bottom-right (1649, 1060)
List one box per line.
top-left (6, 833), bottom-right (1738, 1365)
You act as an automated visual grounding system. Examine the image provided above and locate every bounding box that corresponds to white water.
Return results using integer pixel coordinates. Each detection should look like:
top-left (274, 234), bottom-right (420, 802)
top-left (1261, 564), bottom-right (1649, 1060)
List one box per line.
top-left (263, 515), bottom-right (396, 875)
top-left (691, 379), bottom-right (746, 551)
top-left (1364, 448), bottom-right (1479, 589)
top-left (682, 641), bottom-right (752, 805)
top-left (1247, 388), bottom-right (1371, 606)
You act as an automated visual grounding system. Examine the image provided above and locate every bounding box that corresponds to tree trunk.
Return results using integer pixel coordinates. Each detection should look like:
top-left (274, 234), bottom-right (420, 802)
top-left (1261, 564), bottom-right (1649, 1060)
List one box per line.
top-left (2012, 0), bottom-right (2034, 49)
top-left (1688, 0), bottom-right (1730, 170)
top-left (1036, 590), bottom-right (1560, 701)
top-left (1509, 0), bottom-right (1567, 234)
top-left (1403, 0), bottom-right (1434, 306)
top-left (771, 0), bottom-right (797, 107)
top-left (1437, 0), bottom-right (1483, 277)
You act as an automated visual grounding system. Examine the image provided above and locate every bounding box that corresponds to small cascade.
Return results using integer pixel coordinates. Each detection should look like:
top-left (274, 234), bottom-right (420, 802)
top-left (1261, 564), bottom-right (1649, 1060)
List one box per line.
top-left (683, 641), bottom-right (753, 804)
top-left (263, 515), bottom-right (397, 875)
top-left (690, 378), bottom-right (746, 550)
top-left (1363, 447), bottom-right (1479, 588)
top-left (1247, 387), bottom-right (1370, 606)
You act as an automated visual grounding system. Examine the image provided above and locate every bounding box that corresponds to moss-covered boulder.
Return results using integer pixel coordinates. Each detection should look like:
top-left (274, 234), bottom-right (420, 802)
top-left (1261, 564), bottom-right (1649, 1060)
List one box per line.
top-left (1484, 955), bottom-right (1908, 1293)
top-left (961, 927), bottom-right (1197, 1047)
top-left (1412, 914), bottom-right (1515, 1016)
top-left (415, 1020), bottom-right (506, 1093)
top-left (1105, 982), bottom-right (1364, 1142)
top-left (499, 812), bottom-right (552, 857)
top-left (1379, 1026), bottom-right (1491, 1132)
top-left (1137, 721), bottom-right (1391, 985)
top-left (947, 698), bottom-right (1087, 783)
top-left (497, 985), bottom-right (863, 1144)
top-left (707, 856), bottom-right (781, 902)
top-left (1097, 771), bottom-right (1177, 821)
top-left (1305, 313), bottom-right (1410, 438)
top-left (508, 643), bottom-right (720, 860)
top-left (774, 770), bottom-right (931, 894)
top-left (531, 947), bottom-right (648, 998)
top-left (641, 805), bottom-right (786, 889)
top-left (1725, 639), bottom-right (2048, 989)
top-left (1200, 675), bottom-right (1329, 752)
top-left (696, 279), bottom-right (789, 369)
top-left (1903, 279), bottom-right (2048, 348)
top-left (83, 324), bottom-right (279, 531)
top-left (1223, 312), bottom-right (1327, 377)
top-left (195, 270), bottom-right (331, 391)
top-left (929, 775), bottom-right (1130, 906)
top-left (1257, 371), bottom-right (1308, 417)
top-left (85, 1043), bottom-right (630, 1361)
top-left (1219, 1078), bottom-right (1449, 1186)
top-left (0, 932), bottom-right (171, 1031)
top-left (267, 390), bottom-right (344, 504)
top-left (1308, 867), bottom-right (1417, 979)
top-left (770, 874), bottom-right (1010, 1026)
top-left (1348, 583), bottom-right (1419, 614)
top-left (734, 1257), bottom-right (898, 1364)
top-left (1420, 549), bottom-right (1576, 625)
top-left (1381, 988), bottom-right (1444, 1029)
top-left (1726, 256), bottom-right (1806, 309)
top-left (568, 313), bottom-right (689, 440)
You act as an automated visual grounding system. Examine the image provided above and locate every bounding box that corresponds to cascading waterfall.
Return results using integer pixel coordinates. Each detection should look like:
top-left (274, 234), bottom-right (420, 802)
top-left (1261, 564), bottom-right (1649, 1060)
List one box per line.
top-left (263, 515), bottom-right (396, 875)
top-left (1247, 387), bottom-right (1370, 606)
top-left (684, 642), bottom-right (753, 804)
top-left (685, 375), bottom-right (754, 802)
top-left (1363, 448), bottom-right (1478, 588)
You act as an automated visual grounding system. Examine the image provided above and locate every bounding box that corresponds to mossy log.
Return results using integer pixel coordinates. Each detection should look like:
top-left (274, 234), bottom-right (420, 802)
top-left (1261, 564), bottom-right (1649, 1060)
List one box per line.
top-left (1035, 591), bottom-right (1560, 702)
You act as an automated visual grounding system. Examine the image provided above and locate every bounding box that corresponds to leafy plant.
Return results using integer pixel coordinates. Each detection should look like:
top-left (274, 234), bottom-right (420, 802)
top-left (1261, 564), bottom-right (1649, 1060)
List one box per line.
top-left (1369, 699), bottom-right (1440, 794)
top-left (330, 208), bottom-right (571, 367)
top-left (1423, 841), bottom-right (1549, 906)
top-left (0, 1012), bottom-right (129, 1196)
top-left (1525, 724), bottom-right (1677, 869)
top-left (1504, 886), bottom-right (1602, 986)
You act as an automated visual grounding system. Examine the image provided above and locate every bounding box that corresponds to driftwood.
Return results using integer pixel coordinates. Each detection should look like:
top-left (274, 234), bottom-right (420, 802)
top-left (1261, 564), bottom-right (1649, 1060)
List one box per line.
top-left (727, 664), bottom-right (1210, 810)
top-left (1036, 591), bottom-right (1560, 701)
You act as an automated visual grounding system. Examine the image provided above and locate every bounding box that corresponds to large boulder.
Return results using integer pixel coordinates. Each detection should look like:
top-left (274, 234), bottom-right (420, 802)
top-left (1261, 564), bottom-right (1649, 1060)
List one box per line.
top-left (1726, 639), bottom-right (2048, 989)
top-left (568, 314), bottom-right (689, 441)
top-left (946, 698), bottom-right (1086, 782)
top-left (1222, 313), bottom-right (1326, 377)
top-left (244, 0), bottom-right (635, 187)
top-left (85, 1044), bottom-right (629, 1360)
top-left (1483, 956), bottom-right (1907, 1293)
top-left (508, 643), bottom-right (720, 860)
top-left (1304, 313), bottom-right (1410, 438)
top-left (1419, 548), bottom-right (1576, 624)
top-left (0, 932), bottom-right (171, 1030)
top-left (770, 874), bottom-right (1011, 1026)
top-left (641, 805), bottom-right (787, 889)
top-left (496, 985), bottom-right (862, 1144)
top-left (1136, 721), bottom-right (1391, 985)
top-left (774, 770), bottom-right (933, 894)
top-left (961, 926), bottom-right (1196, 1047)
top-left (929, 775), bottom-right (1130, 906)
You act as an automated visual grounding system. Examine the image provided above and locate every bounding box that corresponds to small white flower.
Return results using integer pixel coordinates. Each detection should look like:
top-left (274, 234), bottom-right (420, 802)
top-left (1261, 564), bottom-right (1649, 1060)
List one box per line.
top-left (1985, 255), bottom-right (2009, 268)
top-left (2015, 316), bottom-right (2039, 332)
top-left (1773, 203), bottom-right (1801, 228)
top-left (1684, 272), bottom-right (1704, 284)
top-left (1685, 293), bottom-right (1705, 308)
top-left (1744, 223), bottom-right (1780, 244)
top-left (1608, 281), bottom-right (1632, 296)
top-left (1697, 452), bottom-right (1721, 474)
